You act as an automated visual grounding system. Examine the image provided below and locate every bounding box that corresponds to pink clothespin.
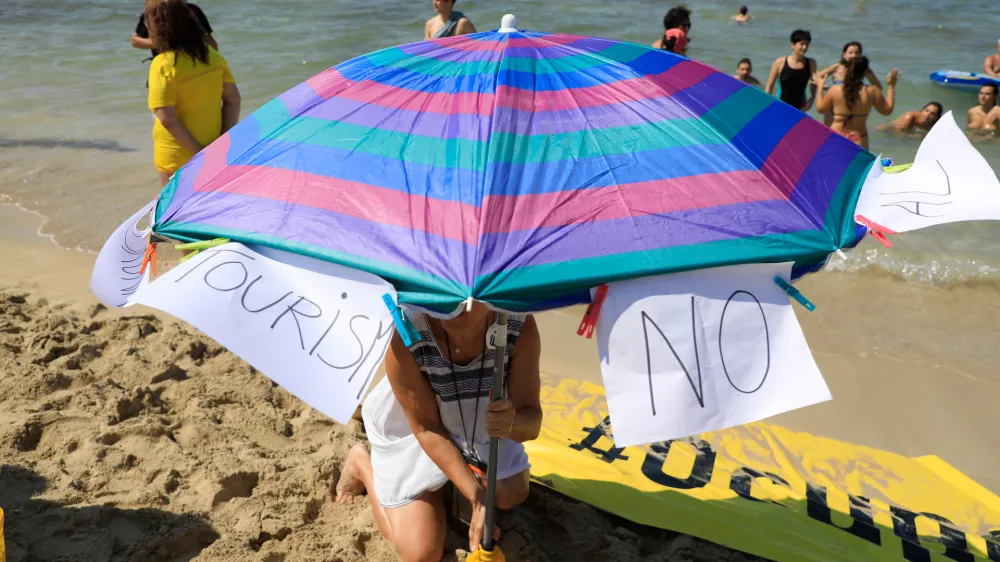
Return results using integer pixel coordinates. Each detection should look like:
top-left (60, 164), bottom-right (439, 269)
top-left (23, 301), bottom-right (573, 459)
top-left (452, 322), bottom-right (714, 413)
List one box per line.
top-left (577, 284), bottom-right (609, 339)
top-left (855, 214), bottom-right (896, 248)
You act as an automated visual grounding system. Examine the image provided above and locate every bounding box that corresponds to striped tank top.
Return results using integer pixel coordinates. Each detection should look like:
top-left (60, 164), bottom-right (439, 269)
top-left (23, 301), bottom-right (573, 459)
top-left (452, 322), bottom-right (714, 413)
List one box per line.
top-left (405, 312), bottom-right (526, 458)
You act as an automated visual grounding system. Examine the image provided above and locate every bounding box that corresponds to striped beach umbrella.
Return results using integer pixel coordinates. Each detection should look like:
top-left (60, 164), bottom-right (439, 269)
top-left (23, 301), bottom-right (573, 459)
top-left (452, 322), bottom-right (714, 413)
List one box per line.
top-left (151, 20), bottom-right (874, 315)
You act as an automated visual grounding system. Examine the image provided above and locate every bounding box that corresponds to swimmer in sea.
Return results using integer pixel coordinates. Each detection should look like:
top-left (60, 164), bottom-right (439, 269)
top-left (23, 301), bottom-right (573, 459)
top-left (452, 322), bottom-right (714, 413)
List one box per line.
top-left (765, 29), bottom-right (817, 112)
top-left (984, 39), bottom-right (1000, 78)
top-left (425, 0), bottom-right (475, 39)
top-left (818, 42), bottom-right (882, 126)
top-left (967, 84), bottom-right (1000, 131)
top-left (732, 5), bottom-right (751, 23)
top-left (734, 58), bottom-right (761, 87)
top-left (813, 57), bottom-right (899, 150)
top-left (878, 102), bottom-right (943, 133)
top-left (653, 6), bottom-right (692, 55)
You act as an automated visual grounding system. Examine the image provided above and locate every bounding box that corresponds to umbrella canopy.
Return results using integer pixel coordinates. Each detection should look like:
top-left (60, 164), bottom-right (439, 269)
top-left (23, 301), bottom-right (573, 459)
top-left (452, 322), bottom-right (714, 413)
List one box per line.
top-left (152, 26), bottom-right (875, 314)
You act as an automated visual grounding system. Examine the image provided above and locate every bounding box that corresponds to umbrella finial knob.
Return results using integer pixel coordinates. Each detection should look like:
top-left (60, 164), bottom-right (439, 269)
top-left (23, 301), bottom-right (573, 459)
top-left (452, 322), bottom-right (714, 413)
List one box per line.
top-left (499, 14), bottom-right (517, 32)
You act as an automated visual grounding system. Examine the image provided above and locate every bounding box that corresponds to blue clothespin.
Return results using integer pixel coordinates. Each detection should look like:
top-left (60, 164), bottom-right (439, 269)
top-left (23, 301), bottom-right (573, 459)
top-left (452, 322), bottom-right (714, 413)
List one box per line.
top-left (880, 157), bottom-right (894, 167)
top-left (382, 294), bottom-right (422, 346)
top-left (773, 276), bottom-right (816, 312)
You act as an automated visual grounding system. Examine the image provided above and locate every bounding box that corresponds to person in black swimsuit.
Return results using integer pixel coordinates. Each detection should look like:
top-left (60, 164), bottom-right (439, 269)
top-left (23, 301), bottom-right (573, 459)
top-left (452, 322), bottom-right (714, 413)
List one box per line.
top-left (765, 29), bottom-right (817, 112)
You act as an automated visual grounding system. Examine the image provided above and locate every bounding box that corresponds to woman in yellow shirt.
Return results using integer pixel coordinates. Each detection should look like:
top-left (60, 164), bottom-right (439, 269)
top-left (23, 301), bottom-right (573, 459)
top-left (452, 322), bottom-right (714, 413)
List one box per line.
top-left (146, 0), bottom-right (241, 185)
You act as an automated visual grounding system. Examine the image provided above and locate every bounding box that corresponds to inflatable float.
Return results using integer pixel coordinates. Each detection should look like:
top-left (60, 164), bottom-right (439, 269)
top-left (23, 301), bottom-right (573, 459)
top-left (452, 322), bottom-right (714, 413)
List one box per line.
top-left (930, 70), bottom-right (1000, 92)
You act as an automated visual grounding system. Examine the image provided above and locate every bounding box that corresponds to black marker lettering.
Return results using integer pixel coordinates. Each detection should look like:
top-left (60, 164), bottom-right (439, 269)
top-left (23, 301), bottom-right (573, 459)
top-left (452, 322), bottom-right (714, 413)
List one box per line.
top-left (174, 248), bottom-right (256, 283)
top-left (354, 321), bottom-right (395, 399)
top-left (641, 296), bottom-right (705, 413)
top-left (719, 290), bottom-right (770, 394)
top-left (309, 310), bottom-right (341, 355)
top-left (270, 296), bottom-right (322, 350)
top-left (317, 314), bottom-right (366, 369)
top-left (204, 261), bottom-right (249, 292)
top-left (240, 275), bottom-right (292, 313)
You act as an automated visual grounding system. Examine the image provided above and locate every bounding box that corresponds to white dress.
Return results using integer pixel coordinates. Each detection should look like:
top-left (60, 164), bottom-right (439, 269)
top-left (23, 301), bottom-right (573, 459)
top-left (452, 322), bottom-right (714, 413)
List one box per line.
top-left (362, 312), bottom-right (531, 508)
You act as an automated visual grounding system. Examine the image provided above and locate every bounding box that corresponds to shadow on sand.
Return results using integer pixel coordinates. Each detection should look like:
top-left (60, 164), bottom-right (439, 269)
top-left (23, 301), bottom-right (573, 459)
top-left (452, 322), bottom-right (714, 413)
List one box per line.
top-left (1, 465), bottom-right (219, 562)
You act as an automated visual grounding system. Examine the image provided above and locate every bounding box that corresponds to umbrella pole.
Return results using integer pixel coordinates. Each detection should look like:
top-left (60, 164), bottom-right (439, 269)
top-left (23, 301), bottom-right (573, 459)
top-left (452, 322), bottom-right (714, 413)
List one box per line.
top-left (481, 311), bottom-right (508, 554)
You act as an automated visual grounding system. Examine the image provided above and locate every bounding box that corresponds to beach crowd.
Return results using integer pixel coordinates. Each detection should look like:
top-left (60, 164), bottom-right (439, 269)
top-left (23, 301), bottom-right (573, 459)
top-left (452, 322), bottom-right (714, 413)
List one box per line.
top-left (133, 0), bottom-right (1000, 180)
top-left (127, 1), bottom-right (1000, 560)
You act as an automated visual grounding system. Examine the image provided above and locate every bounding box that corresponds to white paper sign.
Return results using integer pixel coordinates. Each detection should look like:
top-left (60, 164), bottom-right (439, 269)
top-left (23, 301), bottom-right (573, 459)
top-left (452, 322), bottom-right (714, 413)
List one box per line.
top-left (596, 262), bottom-right (830, 447)
top-left (130, 242), bottom-right (396, 424)
top-left (855, 111), bottom-right (1000, 233)
top-left (90, 200), bottom-right (156, 308)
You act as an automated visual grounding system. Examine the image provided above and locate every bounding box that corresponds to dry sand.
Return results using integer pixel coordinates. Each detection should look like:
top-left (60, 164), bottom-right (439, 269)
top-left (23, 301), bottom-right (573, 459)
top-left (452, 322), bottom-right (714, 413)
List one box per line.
top-left (0, 204), bottom-right (760, 561)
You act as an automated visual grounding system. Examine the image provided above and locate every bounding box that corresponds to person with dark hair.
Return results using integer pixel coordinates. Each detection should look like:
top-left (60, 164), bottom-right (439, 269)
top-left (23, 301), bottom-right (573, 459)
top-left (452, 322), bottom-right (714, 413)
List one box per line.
top-left (879, 102), bottom-right (944, 133)
top-left (813, 57), bottom-right (899, 149)
top-left (818, 42), bottom-right (882, 126)
top-left (425, 0), bottom-right (475, 39)
top-left (765, 30), bottom-right (818, 111)
top-left (734, 58), bottom-right (761, 86)
top-left (732, 5), bottom-right (751, 23)
top-left (334, 303), bottom-right (542, 561)
top-left (652, 6), bottom-right (692, 55)
top-left (130, 0), bottom-right (216, 56)
top-left (967, 84), bottom-right (1000, 130)
top-left (146, 0), bottom-right (240, 185)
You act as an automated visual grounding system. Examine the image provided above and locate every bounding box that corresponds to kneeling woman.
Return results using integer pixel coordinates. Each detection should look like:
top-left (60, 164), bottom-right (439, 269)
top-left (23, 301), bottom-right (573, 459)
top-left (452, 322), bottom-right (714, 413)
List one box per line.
top-left (336, 303), bottom-right (542, 561)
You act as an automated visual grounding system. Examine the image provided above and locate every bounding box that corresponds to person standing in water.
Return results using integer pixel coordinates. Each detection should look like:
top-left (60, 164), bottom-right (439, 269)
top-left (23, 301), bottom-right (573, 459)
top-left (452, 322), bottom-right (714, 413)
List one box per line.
top-left (145, 0), bottom-right (240, 186)
top-left (334, 303), bottom-right (542, 560)
top-left (130, 0), bottom-right (216, 55)
top-left (879, 102), bottom-right (943, 133)
top-left (734, 58), bottom-right (761, 86)
top-left (818, 42), bottom-right (882, 126)
top-left (813, 57), bottom-right (899, 149)
top-left (732, 5), bottom-right (751, 23)
top-left (984, 39), bottom-right (1000, 78)
top-left (652, 6), bottom-right (692, 55)
top-left (967, 84), bottom-right (1000, 131)
top-left (425, 0), bottom-right (475, 39)
top-left (765, 30), bottom-right (818, 112)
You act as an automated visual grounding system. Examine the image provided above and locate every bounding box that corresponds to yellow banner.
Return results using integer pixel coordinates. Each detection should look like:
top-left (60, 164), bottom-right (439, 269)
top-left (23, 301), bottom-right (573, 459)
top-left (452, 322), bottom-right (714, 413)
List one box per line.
top-left (525, 376), bottom-right (1000, 562)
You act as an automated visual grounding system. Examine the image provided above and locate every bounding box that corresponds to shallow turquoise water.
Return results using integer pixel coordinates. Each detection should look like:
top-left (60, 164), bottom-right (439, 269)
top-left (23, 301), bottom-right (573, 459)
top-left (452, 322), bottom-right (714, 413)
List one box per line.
top-left (1, 0), bottom-right (999, 284)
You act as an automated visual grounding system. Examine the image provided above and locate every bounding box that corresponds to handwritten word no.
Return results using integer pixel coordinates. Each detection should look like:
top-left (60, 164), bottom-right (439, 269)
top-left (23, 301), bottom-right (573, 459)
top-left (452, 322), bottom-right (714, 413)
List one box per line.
top-left (641, 291), bottom-right (770, 414)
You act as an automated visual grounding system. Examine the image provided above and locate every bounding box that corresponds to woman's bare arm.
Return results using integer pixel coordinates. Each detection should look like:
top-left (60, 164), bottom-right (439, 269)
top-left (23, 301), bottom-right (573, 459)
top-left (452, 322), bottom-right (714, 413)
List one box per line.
top-left (811, 72), bottom-right (833, 114)
top-left (384, 334), bottom-right (483, 505)
top-left (502, 315), bottom-right (542, 443)
top-left (764, 58), bottom-right (782, 95)
top-left (153, 106), bottom-right (202, 154)
top-left (865, 67), bottom-right (883, 90)
top-left (221, 82), bottom-right (241, 134)
top-left (873, 70), bottom-right (899, 115)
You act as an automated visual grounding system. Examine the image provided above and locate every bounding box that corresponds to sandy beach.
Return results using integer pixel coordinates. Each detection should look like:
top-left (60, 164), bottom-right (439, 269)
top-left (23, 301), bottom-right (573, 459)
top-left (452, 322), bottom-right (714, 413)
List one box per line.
top-left (3, 201), bottom-right (1000, 560)
top-left (1, 204), bottom-right (774, 560)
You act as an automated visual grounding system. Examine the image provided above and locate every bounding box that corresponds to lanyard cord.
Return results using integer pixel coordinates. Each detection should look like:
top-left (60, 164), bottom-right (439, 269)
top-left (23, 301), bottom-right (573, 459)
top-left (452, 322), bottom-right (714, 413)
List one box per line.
top-left (442, 313), bottom-right (494, 463)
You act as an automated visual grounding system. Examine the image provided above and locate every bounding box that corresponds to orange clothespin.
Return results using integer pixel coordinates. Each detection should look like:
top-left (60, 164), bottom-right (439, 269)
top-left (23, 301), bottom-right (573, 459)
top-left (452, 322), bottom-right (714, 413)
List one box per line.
top-left (577, 284), bottom-right (609, 339)
top-left (139, 239), bottom-right (158, 278)
top-left (855, 214), bottom-right (896, 248)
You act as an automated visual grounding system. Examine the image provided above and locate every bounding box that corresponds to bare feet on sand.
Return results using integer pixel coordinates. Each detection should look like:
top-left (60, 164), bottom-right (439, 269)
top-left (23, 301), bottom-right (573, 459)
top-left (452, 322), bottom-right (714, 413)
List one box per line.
top-left (333, 443), bottom-right (369, 503)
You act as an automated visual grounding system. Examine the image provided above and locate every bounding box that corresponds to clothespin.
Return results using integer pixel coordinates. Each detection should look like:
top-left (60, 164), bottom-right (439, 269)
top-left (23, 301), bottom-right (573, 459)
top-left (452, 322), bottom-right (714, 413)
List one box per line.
top-left (175, 238), bottom-right (231, 262)
top-left (382, 294), bottom-right (422, 346)
top-left (855, 215), bottom-right (895, 248)
top-left (139, 239), bottom-right (158, 278)
top-left (577, 284), bottom-right (609, 338)
top-left (774, 276), bottom-right (816, 312)
top-left (880, 157), bottom-right (894, 167)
